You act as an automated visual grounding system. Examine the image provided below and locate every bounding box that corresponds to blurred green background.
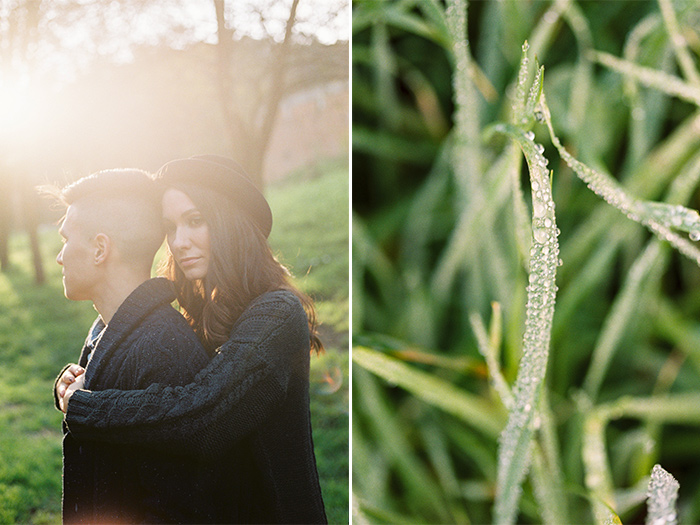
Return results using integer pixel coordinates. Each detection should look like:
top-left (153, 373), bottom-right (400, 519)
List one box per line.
top-left (353, 0), bottom-right (700, 523)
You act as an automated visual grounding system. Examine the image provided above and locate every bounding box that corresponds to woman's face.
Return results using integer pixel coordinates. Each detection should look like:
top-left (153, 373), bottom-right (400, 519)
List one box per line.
top-left (162, 188), bottom-right (211, 281)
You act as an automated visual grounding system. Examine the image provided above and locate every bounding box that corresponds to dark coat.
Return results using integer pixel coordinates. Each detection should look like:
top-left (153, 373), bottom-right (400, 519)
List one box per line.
top-left (60, 278), bottom-right (211, 524)
top-left (64, 289), bottom-right (327, 524)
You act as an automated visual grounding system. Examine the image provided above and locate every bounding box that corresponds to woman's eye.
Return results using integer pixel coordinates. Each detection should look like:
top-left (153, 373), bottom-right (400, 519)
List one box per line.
top-left (189, 215), bottom-right (204, 227)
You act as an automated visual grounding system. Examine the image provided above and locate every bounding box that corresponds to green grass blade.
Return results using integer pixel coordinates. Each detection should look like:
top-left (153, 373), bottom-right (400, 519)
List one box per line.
top-left (582, 240), bottom-right (665, 399)
top-left (431, 144), bottom-right (515, 299)
top-left (599, 393), bottom-right (700, 424)
top-left (582, 413), bottom-right (618, 524)
top-left (530, 388), bottom-right (569, 524)
top-left (488, 119), bottom-right (560, 525)
top-left (646, 464), bottom-right (680, 525)
top-left (352, 346), bottom-right (504, 437)
top-left (446, 0), bottom-right (482, 201)
top-left (353, 367), bottom-right (451, 521)
top-left (512, 41), bottom-right (531, 125)
top-left (658, 0), bottom-right (700, 86)
top-left (540, 93), bottom-right (700, 267)
top-left (469, 303), bottom-right (512, 408)
top-left (589, 50), bottom-right (700, 106)
top-left (530, 441), bottom-right (568, 525)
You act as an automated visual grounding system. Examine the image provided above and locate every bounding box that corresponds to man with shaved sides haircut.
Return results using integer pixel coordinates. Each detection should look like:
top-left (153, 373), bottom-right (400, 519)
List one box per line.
top-left (48, 169), bottom-right (211, 523)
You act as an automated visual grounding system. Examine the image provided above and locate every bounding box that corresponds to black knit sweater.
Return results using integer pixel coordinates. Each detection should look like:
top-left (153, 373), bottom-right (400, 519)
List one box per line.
top-left (60, 277), bottom-right (211, 523)
top-left (64, 289), bottom-right (327, 524)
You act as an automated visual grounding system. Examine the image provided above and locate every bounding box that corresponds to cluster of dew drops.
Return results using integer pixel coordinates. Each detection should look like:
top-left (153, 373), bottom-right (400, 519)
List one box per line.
top-left (664, 203), bottom-right (700, 242)
top-left (523, 130), bottom-right (563, 269)
top-left (647, 465), bottom-right (679, 525)
top-left (523, 126), bottom-right (562, 346)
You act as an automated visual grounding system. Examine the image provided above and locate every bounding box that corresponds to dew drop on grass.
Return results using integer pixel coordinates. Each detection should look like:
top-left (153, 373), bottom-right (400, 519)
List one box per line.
top-left (525, 130), bottom-right (535, 141)
top-left (533, 201), bottom-right (545, 218)
top-left (533, 228), bottom-right (548, 244)
top-left (647, 464), bottom-right (680, 525)
top-left (690, 231), bottom-right (700, 242)
top-left (535, 143), bottom-right (545, 154)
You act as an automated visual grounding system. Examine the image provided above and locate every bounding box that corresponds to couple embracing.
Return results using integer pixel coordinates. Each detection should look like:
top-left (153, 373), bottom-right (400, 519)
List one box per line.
top-left (49, 155), bottom-right (326, 524)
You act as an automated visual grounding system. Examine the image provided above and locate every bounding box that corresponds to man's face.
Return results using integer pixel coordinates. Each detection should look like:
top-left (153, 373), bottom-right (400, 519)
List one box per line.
top-left (56, 204), bottom-right (99, 301)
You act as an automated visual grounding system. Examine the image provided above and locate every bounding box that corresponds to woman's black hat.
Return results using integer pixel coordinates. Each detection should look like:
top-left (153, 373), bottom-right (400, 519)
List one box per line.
top-left (156, 154), bottom-right (273, 238)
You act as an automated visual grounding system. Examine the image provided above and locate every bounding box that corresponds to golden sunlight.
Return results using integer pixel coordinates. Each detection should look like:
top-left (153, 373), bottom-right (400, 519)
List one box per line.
top-left (0, 77), bottom-right (43, 142)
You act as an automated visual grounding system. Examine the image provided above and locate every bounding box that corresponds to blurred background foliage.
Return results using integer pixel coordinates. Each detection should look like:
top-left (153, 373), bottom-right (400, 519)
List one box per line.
top-left (352, 0), bottom-right (700, 523)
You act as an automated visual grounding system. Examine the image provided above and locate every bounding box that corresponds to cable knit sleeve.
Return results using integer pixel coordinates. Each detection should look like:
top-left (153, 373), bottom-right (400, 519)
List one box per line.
top-left (64, 290), bottom-right (310, 458)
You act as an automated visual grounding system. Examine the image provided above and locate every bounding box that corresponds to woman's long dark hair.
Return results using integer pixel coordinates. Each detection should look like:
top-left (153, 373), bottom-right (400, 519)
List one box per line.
top-left (160, 182), bottom-right (323, 355)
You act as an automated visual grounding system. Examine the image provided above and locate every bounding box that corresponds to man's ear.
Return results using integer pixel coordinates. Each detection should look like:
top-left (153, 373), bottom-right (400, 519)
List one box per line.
top-left (93, 233), bottom-right (111, 265)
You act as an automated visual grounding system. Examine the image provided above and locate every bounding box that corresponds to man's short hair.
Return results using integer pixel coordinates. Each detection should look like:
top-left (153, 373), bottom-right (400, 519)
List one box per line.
top-left (47, 169), bottom-right (164, 268)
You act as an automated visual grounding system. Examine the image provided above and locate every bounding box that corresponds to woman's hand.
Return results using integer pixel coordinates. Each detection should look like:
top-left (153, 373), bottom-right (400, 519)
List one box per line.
top-left (57, 364), bottom-right (85, 413)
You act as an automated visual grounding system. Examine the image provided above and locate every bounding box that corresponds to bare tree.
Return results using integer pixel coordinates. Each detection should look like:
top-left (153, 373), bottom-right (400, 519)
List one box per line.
top-left (214, 0), bottom-right (338, 189)
top-left (0, 0), bottom-right (45, 282)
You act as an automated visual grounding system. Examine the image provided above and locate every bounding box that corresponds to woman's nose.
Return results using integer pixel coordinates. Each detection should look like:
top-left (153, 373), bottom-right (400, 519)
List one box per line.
top-left (169, 227), bottom-right (191, 251)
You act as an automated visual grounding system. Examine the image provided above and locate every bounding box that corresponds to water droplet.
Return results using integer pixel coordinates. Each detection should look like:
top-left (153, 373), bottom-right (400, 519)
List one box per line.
top-left (534, 110), bottom-right (545, 123)
top-left (533, 228), bottom-right (548, 244)
top-left (544, 218), bottom-right (552, 228)
top-left (535, 143), bottom-right (545, 154)
top-left (533, 201), bottom-right (545, 218)
top-left (525, 131), bottom-right (535, 141)
top-left (690, 231), bottom-right (700, 241)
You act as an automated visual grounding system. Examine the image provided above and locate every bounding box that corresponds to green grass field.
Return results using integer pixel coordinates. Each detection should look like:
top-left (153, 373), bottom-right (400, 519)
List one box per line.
top-left (353, 0), bottom-right (700, 523)
top-left (0, 160), bottom-right (349, 524)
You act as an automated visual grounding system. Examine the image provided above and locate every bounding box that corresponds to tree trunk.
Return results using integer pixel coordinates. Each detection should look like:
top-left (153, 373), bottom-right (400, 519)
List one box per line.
top-left (213, 0), bottom-right (300, 190)
top-left (255, 0), bottom-right (299, 167)
top-left (213, 0), bottom-right (239, 152)
top-left (20, 176), bottom-right (44, 284)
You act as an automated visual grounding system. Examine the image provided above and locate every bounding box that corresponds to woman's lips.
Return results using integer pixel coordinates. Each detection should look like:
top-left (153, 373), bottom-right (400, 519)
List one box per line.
top-left (179, 256), bottom-right (201, 268)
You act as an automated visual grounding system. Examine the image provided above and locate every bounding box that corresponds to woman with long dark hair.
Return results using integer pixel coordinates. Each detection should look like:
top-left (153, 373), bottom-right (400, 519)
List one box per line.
top-left (55, 155), bottom-right (327, 524)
